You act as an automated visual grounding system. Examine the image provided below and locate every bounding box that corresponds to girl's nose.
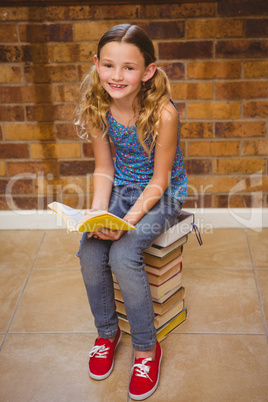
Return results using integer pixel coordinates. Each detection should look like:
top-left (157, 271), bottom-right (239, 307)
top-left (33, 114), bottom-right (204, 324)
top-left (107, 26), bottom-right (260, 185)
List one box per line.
top-left (112, 68), bottom-right (123, 81)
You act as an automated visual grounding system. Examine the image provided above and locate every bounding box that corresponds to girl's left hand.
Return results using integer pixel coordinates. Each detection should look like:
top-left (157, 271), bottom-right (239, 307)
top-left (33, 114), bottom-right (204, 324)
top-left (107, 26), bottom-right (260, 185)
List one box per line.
top-left (89, 228), bottom-right (124, 241)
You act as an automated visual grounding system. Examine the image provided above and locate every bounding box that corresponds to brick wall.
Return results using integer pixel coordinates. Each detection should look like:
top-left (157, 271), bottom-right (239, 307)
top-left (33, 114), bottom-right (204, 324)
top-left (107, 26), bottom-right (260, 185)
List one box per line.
top-left (0, 1), bottom-right (267, 211)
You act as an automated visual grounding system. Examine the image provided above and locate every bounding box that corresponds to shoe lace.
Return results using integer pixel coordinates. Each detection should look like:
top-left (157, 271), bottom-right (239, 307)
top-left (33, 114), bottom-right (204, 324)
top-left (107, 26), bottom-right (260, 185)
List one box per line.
top-left (132, 358), bottom-right (153, 382)
top-left (89, 344), bottom-right (110, 359)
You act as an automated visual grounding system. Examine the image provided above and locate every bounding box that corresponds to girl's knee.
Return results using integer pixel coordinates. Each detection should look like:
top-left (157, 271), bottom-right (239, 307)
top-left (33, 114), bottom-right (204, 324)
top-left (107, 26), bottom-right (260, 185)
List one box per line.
top-left (109, 243), bottom-right (143, 275)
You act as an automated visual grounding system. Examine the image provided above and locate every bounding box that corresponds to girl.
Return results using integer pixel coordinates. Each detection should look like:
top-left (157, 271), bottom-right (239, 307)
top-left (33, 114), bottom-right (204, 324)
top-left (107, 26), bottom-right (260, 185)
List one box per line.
top-left (75, 24), bottom-right (187, 400)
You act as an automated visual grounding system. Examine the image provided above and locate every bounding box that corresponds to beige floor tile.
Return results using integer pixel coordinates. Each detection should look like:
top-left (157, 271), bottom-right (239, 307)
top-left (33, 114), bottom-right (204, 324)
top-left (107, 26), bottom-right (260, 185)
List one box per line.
top-left (247, 228), bottom-right (268, 269)
top-left (0, 333), bottom-right (132, 402)
top-left (10, 270), bottom-right (95, 333)
top-left (183, 228), bottom-right (252, 269)
top-left (34, 230), bottom-right (81, 269)
top-left (256, 270), bottom-right (268, 328)
top-left (174, 269), bottom-right (265, 334)
top-left (0, 270), bottom-right (28, 332)
top-left (147, 333), bottom-right (268, 402)
top-left (0, 230), bottom-right (44, 270)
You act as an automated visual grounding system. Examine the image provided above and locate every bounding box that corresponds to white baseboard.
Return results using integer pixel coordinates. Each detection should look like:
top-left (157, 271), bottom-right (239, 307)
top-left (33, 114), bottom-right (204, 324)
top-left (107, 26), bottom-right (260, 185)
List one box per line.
top-left (0, 208), bottom-right (267, 231)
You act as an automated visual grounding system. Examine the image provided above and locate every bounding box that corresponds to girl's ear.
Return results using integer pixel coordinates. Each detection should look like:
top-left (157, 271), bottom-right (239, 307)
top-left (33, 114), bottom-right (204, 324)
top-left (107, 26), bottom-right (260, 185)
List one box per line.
top-left (93, 55), bottom-right (99, 72)
top-left (142, 63), bottom-right (157, 83)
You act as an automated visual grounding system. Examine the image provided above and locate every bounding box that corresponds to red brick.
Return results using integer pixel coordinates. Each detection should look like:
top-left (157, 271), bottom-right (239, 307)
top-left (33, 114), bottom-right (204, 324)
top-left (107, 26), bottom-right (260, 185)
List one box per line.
top-left (243, 101), bottom-right (268, 118)
top-left (60, 161), bottom-right (95, 176)
top-left (0, 178), bottom-right (34, 195)
top-left (244, 61), bottom-right (268, 78)
top-left (218, 0), bottom-right (268, 16)
top-left (0, 24), bottom-right (18, 42)
top-left (215, 121), bottom-right (266, 138)
top-left (187, 61), bottom-right (241, 79)
top-left (26, 105), bottom-right (54, 122)
top-left (0, 45), bottom-right (25, 63)
top-left (78, 64), bottom-right (93, 81)
top-left (54, 104), bottom-right (76, 121)
top-left (26, 104), bottom-right (75, 122)
top-left (188, 176), bottom-right (241, 194)
top-left (0, 143), bottom-right (29, 159)
top-left (215, 81), bottom-right (268, 100)
top-left (56, 124), bottom-right (77, 140)
top-left (0, 85), bottom-right (52, 104)
top-left (216, 40), bottom-right (268, 59)
top-left (181, 123), bottom-right (213, 139)
top-left (24, 65), bottom-right (77, 83)
top-left (0, 7), bottom-right (44, 21)
top-left (0, 66), bottom-right (22, 83)
top-left (214, 158), bottom-right (265, 174)
top-left (159, 3), bottom-right (216, 18)
top-left (139, 4), bottom-right (161, 19)
top-left (7, 161), bottom-right (58, 176)
top-left (188, 102), bottom-right (241, 119)
top-left (188, 141), bottom-right (240, 157)
top-left (0, 161), bottom-right (6, 176)
top-left (101, 5), bottom-right (142, 19)
top-left (0, 106), bottom-right (24, 122)
top-left (171, 83), bottom-right (213, 100)
top-left (82, 143), bottom-right (94, 158)
top-left (158, 41), bottom-right (213, 60)
top-left (73, 22), bottom-right (115, 42)
top-left (187, 19), bottom-right (244, 38)
top-left (4, 123), bottom-right (55, 141)
top-left (19, 23), bottom-right (73, 43)
top-left (241, 139), bottom-right (268, 156)
top-left (52, 84), bottom-right (80, 102)
top-left (184, 159), bottom-right (212, 175)
top-left (45, 5), bottom-right (100, 20)
top-left (31, 143), bottom-right (81, 159)
top-left (214, 194), bottom-right (259, 209)
top-left (246, 19), bottom-right (268, 37)
top-left (183, 194), bottom-right (212, 209)
top-left (158, 62), bottom-right (185, 80)
top-left (9, 196), bottom-right (42, 210)
top-left (138, 21), bottom-right (184, 40)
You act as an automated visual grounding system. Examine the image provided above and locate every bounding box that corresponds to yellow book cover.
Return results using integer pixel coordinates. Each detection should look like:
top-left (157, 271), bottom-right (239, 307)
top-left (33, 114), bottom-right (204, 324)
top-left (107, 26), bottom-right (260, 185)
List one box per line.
top-left (118, 308), bottom-right (187, 342)
top-left (47, 201), bottom-right (136, 232)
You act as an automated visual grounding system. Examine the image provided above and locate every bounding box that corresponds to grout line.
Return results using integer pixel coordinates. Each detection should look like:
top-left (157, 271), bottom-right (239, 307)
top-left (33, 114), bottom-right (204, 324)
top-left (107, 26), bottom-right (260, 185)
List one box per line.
top-left (0, 231), bottom-right (47, 352)
top-left (245, 230), bottom-right (268, 342)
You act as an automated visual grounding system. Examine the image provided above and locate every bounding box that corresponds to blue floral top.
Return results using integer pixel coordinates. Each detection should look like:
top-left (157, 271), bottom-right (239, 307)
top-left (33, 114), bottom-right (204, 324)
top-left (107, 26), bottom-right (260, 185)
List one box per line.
top-left (106, 100), bottom-right (187, 203)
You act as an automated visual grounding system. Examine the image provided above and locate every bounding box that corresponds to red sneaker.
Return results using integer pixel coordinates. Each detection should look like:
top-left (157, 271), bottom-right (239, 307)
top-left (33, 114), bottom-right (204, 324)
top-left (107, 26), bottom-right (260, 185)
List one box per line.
top-left (88, 327), bottom-right (122, 380)
top-left (129, 341), bottom-right (162, 400)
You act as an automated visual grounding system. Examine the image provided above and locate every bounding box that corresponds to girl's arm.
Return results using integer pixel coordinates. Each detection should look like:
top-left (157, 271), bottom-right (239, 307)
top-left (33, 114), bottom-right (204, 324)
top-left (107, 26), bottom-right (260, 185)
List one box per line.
top-left (123, 101), bottom-right (179, 226)
top-left (90, 130), bottom-right (115, 211)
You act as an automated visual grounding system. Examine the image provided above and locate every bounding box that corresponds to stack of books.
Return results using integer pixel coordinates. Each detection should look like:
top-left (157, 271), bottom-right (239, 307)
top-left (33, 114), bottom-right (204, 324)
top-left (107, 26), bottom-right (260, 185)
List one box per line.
top-left (114, 211), bottom-right (194, 342)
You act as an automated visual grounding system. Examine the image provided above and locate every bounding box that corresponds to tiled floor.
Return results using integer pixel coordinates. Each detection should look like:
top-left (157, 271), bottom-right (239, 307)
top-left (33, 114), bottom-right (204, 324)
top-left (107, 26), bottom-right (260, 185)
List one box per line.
top-left (0, 228), bottom-right (267, 401)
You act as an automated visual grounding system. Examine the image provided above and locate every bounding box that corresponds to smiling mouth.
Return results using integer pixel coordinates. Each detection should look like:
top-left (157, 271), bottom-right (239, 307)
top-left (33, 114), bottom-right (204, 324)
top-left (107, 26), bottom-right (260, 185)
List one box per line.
top-left (109, 83), bottom-right (127, 89)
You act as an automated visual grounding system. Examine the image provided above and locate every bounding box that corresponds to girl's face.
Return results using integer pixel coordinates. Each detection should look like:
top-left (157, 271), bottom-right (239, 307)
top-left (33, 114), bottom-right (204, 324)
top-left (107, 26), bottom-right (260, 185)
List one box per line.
top-left (94, 42), bottom-right (156, 103)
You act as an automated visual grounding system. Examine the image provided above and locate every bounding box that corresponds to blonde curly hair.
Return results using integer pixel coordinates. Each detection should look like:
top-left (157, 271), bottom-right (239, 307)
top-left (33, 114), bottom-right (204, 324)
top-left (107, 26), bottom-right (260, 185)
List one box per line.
top-left (74, 24), bottom-right (171, 155)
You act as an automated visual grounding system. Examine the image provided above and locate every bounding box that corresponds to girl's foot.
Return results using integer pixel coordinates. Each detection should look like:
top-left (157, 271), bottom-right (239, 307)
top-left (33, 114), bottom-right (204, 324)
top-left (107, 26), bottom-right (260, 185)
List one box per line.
top-left (129, 341), bottom-right (162, 401)
top-left (88, 327), bottom-right (122, 380)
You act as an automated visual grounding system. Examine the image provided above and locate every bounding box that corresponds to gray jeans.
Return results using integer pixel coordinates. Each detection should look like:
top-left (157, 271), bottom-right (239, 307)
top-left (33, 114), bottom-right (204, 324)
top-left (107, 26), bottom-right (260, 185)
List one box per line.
top-left (77, 185), bottom-right (182, 351)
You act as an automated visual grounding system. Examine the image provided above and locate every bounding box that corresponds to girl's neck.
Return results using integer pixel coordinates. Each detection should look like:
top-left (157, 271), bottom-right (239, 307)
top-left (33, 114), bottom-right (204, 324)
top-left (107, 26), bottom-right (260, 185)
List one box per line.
top-left (110, 99), bottom-right (140, 127)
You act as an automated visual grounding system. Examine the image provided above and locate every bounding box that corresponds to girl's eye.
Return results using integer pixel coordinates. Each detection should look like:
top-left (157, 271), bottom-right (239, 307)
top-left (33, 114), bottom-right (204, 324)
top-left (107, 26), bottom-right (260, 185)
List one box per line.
top-left (104, 64), bottom-right (112, 68)
top-left (126, 67), bottom-right (134, 71)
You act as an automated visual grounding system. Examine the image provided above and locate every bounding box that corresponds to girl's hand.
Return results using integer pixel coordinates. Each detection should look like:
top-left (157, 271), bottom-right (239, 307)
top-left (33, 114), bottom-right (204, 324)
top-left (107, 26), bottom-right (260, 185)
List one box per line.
top-left (87, 228), bottom-right (124, 241)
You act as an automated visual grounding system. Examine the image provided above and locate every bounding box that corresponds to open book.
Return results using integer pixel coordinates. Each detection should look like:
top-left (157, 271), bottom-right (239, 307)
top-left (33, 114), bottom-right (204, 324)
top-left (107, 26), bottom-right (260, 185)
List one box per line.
top-left (47, 202), bottom-right (136, 232)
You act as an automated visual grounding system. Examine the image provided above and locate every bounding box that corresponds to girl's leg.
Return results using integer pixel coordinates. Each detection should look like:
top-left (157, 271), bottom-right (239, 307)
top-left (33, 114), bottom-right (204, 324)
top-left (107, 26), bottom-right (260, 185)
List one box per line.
top-left (109, 189), bottom-right (182, 351)
top-left (77, 186), bottom-right (131, 339)
top-left (77, 234), bottom-right (119, 339)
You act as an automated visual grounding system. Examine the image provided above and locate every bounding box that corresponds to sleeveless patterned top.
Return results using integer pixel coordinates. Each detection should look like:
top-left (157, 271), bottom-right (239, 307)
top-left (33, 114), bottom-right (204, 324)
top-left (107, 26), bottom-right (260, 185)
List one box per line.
top-left (106, 100), bottom-right (187, 203)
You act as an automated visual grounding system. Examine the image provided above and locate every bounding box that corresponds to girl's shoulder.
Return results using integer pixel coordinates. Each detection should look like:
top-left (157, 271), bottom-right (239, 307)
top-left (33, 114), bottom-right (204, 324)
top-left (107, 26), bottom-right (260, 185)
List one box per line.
top-left (160, 100), bottom-right (179, 125)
